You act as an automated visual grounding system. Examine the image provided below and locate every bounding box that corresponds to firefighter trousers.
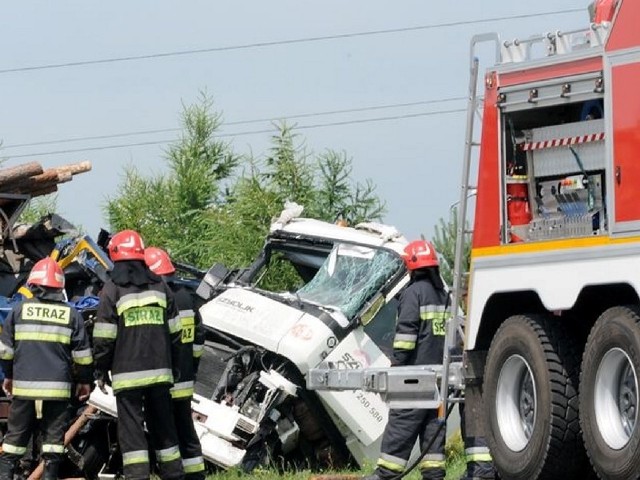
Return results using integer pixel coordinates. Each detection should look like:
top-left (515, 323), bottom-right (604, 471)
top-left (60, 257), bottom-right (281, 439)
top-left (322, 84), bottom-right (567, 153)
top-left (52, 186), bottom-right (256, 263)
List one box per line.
top-left (376, 408), bottom-right (445, 480)
top-left (172, 398), bottom-right (205, 480)
top-left (116, 385), bottom-right (184, 480)
top-left (459, 403), bottom-right (495, 479)
top-left (0, 398), bottom-right (69, 480)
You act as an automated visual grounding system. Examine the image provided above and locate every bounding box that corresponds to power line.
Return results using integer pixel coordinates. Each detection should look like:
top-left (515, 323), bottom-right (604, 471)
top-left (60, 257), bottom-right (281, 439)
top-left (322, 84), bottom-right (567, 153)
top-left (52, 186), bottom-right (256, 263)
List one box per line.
top-left (0, 9), bottom-right (584, 75)
top-left (2, 96), bottom-right (466, 149)
top-left (3, 107), bottom-right (465, 159)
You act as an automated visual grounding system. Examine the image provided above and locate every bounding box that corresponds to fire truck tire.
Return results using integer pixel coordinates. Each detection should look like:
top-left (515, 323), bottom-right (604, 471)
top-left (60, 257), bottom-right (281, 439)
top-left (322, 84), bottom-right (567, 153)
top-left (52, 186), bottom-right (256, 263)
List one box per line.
top-left (483, 314), bottom-right (585, 480)
top-left (580, 306), bottom-right (640, 480)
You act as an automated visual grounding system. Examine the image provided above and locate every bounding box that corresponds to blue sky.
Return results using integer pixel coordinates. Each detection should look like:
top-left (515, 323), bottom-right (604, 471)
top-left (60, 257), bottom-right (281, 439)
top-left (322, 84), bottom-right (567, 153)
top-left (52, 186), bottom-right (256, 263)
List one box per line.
top-left (0, 1), bottom-right (589, 243)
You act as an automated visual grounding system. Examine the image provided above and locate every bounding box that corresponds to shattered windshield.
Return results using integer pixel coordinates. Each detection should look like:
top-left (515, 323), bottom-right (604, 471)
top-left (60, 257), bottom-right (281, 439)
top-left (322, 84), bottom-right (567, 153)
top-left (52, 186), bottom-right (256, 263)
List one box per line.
top-left (296, 243), bottom-right (404, 320)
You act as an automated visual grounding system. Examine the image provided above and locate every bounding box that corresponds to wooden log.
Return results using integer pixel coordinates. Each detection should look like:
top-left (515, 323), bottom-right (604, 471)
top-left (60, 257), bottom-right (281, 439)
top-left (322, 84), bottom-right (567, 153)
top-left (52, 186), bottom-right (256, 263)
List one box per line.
top-left (29, 184), bottom-right (59, 198)
top-left (54, 171), bottom-right (73, 184)
top-left (8, 170), bottom-right (71, 195)
top-left (0, 162), bottom-right (43, 190)
top-left (27, 405), bottom-right (98, 480)
top-left (14, 170), bottom-right (60, 190)
top-left (54, 160), bottom-right (92, 176)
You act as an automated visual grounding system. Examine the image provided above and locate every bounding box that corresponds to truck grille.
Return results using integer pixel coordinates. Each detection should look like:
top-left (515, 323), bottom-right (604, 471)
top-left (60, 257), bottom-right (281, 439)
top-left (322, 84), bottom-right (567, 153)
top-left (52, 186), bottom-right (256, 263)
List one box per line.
top-left (194, 342), bottom-right (236, 399)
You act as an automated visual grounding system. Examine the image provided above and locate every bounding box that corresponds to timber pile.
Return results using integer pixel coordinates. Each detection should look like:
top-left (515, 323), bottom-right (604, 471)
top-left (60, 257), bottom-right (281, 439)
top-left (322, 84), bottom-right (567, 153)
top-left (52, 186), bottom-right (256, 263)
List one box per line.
top-left (0, 160), bottom-right (92, 201)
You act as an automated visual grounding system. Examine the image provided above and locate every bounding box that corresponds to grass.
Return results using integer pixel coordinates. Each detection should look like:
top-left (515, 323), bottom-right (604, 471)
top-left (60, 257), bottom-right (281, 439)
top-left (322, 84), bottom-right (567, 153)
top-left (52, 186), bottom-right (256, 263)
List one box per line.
top-left (205, 433), bottom-right (466, 480)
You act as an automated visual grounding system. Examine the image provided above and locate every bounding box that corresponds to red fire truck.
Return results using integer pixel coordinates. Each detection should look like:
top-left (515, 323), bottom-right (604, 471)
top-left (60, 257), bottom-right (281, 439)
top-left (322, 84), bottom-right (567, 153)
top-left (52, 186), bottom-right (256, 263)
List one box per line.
top-left (310, 1), bottom-right (640, 479)
top-left (459, 0), bottom-right (640, 478)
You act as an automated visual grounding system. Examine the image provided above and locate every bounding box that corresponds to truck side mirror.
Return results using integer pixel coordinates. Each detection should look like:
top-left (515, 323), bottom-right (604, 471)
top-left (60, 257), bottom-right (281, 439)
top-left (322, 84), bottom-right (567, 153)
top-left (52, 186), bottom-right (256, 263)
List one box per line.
top-left (196, 263), bottom-right (230, 301)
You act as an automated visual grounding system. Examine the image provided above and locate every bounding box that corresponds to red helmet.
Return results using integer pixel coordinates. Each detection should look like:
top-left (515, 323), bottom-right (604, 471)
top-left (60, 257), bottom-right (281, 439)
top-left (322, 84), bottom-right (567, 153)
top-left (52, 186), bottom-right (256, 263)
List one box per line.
top-left (27, 257), bottom-right (65, 289)
top-left (145, 247), bottom-right (175, 275)
top-left (403, 240), bottom-right (439, 270)
top-left (107, 230), bottom-right (145, 262)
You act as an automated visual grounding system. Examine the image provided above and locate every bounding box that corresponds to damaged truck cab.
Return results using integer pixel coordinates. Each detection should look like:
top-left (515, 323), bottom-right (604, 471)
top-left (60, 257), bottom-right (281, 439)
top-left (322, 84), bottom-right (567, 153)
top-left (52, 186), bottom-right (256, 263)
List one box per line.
top-left (193, 212), bottom-right (410, 470)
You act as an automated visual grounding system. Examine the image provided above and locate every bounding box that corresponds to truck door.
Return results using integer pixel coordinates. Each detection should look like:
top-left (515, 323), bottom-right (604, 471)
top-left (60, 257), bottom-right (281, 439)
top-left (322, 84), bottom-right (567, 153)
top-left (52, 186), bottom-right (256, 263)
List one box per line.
top-left (605, 0), bottom-right (640, 233)
top-left (607, 51), bottom-right (640, 232)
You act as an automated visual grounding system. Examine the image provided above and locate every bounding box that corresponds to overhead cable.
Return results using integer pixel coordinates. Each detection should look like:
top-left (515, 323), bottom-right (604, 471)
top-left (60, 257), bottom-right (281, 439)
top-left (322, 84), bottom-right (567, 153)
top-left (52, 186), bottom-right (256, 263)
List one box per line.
top-left (2, 96), bottom-right (465, 150)
top-left (0, 9), bottom-right (583, 74)
top-left (4, 107), bottom-right (466, 158)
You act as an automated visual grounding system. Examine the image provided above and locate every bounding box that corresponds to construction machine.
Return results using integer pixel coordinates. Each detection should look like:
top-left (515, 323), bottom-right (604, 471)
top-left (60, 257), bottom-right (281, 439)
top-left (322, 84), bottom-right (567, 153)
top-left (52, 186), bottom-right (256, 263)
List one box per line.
top-left (310, 1), bottom-right (640, 479)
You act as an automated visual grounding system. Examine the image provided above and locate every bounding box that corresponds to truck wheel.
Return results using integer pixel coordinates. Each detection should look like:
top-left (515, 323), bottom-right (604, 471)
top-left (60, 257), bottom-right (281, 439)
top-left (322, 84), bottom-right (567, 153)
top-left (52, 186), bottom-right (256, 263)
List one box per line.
top-left (580, 306), bottom-right (640, 480)
top-left (484, 314), bottom-right (585, 479)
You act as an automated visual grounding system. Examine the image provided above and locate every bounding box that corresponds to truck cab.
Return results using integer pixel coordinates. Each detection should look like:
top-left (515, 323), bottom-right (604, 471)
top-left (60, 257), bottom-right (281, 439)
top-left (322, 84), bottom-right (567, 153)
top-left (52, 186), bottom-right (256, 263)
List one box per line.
top-left (192, 208), bottom-right (410, 470)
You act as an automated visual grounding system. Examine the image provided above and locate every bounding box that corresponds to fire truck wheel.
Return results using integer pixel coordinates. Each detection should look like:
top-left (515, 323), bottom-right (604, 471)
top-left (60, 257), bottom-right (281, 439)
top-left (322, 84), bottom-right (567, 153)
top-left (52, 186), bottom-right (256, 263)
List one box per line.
top-left (580, 306), bottom-right (640, 480)
top-left (484, 314), bottom-right (585, 480)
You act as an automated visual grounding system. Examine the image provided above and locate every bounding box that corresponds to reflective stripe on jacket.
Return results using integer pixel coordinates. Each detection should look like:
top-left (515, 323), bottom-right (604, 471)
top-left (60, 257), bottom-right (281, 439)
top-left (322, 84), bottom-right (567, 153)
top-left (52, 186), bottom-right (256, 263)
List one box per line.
top-left (168, 283), bottom-right (205, 399)
top-left (0, 298), bottom-right (93, 400)
top-left (392, 276), bottom-right (449, 366)
top-left (94, 278), bottom-right (180, 394)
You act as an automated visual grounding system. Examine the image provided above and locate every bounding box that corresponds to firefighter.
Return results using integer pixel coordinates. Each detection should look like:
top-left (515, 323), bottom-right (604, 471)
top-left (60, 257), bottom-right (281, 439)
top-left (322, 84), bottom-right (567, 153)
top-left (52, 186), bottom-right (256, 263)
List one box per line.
top-left (365, 240), bottom-right (448, 480)
top-left (93, 230), bottom-right (183, 480)
top-left (0, 257), bottom-right (93, 480)
top-left (144, 247), bottom-right (206, 480)
top-left (459, 279), bottom-right (495, 480)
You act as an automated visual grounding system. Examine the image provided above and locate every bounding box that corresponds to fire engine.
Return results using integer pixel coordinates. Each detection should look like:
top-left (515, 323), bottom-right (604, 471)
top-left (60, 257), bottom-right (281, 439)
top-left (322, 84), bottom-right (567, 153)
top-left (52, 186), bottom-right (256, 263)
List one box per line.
top-left (311, 0), bottom-right (640, 478)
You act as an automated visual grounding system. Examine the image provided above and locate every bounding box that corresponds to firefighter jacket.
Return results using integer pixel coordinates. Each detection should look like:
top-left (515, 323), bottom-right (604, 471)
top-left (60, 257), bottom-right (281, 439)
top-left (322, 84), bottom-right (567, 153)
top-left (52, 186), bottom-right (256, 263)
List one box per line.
top-left (0, 298), bottom-right (93, 400)
top-left (392, 271), bottom-right (449, 367)
top-left (167, 280), bottom-right (205, 400)
top-left (93, 261), bottom-right (181, 394)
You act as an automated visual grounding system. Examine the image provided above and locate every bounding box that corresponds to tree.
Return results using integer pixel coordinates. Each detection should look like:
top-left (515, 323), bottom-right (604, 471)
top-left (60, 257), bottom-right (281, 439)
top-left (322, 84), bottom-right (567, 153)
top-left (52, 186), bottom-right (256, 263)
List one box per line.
top-left (105, 93), bottom-right (239, 267)
top-left (208, 123), bottom-right (386, 290)
top-left (106, 96), bottom-right (387, 292)
top-left (431, 207), bottom-right (471, 288)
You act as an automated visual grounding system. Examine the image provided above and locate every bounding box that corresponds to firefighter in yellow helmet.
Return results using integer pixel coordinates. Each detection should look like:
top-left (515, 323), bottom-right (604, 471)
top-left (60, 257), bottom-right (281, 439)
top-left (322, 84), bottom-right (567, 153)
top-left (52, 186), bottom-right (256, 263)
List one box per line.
top-left (0, 258), bottom-right (93, 480)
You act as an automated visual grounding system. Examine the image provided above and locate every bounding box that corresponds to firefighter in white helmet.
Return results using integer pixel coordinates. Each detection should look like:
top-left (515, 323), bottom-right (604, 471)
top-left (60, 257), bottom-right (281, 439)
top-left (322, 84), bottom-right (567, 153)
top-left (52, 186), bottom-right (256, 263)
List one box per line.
top-left (145, 247), bottom-right (206, 480)
top-left (0, 258), bottom-right (93, 480)
top-left (365, 240), bottom-right (448, 480)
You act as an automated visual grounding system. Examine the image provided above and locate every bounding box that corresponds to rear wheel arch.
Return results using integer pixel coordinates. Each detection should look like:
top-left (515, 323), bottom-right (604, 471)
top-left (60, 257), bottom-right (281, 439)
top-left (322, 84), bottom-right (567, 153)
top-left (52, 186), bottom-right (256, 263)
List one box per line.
top-left (473, 283), bottom-right (639, 351)
top-left (474, 290), bottom-right (546, 351)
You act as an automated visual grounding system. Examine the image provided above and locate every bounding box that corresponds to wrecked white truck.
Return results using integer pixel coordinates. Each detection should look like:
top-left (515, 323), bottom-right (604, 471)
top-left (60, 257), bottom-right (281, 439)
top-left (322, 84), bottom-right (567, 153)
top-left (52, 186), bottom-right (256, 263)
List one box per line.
top-left (87, 210), bottom-right (411, 476)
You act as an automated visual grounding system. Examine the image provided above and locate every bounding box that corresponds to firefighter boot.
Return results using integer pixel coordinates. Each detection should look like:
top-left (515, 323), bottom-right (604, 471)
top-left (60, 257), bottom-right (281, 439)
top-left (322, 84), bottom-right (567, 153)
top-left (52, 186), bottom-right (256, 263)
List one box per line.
top-left (42, 459), bottom-right (60, 480)
top-left (0, 455), bottom-right (17, 480)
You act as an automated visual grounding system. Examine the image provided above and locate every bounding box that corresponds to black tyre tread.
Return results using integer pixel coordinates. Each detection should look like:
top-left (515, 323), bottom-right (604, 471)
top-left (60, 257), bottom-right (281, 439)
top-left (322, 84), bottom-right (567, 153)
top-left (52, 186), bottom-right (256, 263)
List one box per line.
top-left (579, 305), bottom-right (640, 480)
top-left (531, 315), bottom-right (584, 478)
top-left (487, 314), bottom-right (587, 479)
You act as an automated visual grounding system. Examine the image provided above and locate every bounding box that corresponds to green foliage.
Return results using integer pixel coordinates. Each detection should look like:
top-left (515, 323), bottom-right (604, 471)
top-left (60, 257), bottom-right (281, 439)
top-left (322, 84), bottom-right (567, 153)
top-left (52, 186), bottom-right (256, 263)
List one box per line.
top-left (209, 124), bottom-right (386, 290)
top-left (18, 195), bottom-right (58, 225)
top-left (445, 429), bottom-right (466, 479)
top-left (431, 207), bottom-right (470, 288)
top-left (105, 93), bottom-right (239, 267)
top-left (106, 96), bottom-right (386, 292)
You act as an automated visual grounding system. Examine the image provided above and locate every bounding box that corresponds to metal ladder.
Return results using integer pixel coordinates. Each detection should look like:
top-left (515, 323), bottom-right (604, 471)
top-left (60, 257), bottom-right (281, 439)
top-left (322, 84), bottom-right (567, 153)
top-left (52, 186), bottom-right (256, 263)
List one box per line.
top-left (439, 33), bottom-right (501, 418)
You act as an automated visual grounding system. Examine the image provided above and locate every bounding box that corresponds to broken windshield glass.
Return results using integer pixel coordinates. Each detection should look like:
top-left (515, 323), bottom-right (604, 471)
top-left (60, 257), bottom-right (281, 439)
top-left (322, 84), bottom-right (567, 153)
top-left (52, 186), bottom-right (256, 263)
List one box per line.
top-left (296, 243), bottom-right (404, 320)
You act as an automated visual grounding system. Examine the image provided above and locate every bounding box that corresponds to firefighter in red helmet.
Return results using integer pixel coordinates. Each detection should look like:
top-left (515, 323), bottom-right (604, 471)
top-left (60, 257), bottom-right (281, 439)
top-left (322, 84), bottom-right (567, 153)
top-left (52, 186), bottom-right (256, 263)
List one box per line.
top-left (365, 240), bottom-right (448, 480)
top-left (94, 230), bottom-right (184, 480)
top-left (0, 258), bottom-right (93, 480)
top-left (145, 247), bottom-right (205, 480)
